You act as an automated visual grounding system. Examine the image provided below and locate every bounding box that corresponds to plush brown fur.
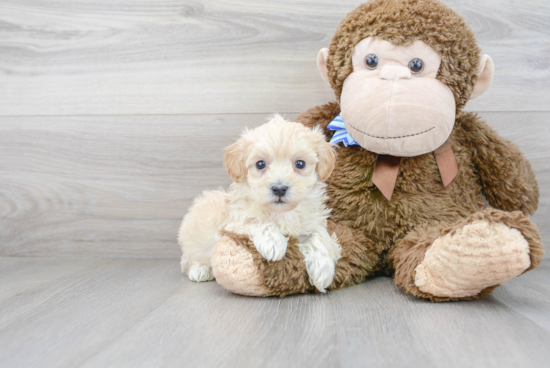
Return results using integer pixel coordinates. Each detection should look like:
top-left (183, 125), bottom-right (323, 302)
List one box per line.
top-left (303, 107), bottom-right (487, 254)
top-left (296, 107), bottom-right (542, 300)
top-left (212, 0), bottom-right (543, 300)
top-left (327, 220), bottom-right (385, 289)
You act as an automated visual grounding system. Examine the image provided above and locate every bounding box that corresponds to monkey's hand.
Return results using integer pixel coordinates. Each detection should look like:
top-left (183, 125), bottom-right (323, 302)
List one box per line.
top-left (461, 113), bottom-right (539, 215)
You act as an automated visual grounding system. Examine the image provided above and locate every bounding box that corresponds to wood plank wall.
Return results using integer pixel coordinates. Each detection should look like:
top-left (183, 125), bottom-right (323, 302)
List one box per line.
top-left (0, 0), bottom-right (549, 257)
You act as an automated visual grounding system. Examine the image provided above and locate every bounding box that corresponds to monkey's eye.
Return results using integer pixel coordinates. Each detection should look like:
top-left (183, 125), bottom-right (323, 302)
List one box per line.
top-left (295, 160), bottom-right (306, 169)
top-left (409, 58), bottom-right (424, 74)
top-left (365, 54), bottom-right (379, 70)
top-left (256, 161), bottom-right (266, 170)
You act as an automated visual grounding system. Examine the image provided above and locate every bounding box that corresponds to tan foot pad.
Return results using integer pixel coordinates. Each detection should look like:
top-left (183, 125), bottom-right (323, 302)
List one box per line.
top-left (211, 235), bottom-right (270, 297)
top-left (414, 220), bottom-right (530, 298)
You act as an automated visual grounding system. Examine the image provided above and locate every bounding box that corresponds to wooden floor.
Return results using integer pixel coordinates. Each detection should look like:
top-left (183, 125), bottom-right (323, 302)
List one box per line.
top-left (0, 257), bottom-right (549, 368)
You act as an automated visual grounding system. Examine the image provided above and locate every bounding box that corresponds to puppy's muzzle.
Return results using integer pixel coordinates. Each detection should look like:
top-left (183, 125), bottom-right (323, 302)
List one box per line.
top-left (271, 185), bottom-right (289, 198)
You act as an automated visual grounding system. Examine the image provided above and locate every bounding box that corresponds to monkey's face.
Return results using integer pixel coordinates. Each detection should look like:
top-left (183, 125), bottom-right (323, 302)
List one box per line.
top-left (340, 37), bottom-right (456, 157)
top-left (316, 1), bottom-right (494, 157)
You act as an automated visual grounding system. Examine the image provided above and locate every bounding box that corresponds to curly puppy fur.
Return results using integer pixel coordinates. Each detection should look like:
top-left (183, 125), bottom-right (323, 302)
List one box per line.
top-left (180, 117), bottom-right (341, 291)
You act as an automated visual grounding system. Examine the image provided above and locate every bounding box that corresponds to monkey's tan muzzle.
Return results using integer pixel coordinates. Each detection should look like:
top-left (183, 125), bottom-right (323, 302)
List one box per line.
top-left (340, 71), bottom-right (456, 157)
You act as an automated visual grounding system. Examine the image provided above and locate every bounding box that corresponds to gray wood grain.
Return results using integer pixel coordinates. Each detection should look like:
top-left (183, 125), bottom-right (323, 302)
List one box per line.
top-left (0, 258), bottom-right (182, 368)
top-left (493, 261), bottom-right (550, 332)
top-left (0, 257), bottom-right (107, 300)
top-left (0, 112), bottom-right (548, 258)
top-left (0, 0), bottom-right (548, 115)
top-left (0, 257), bottom-right (549, 368)
top-left (331, 277), bottom-right (550, 368)
top-left (0, 114), bottom-right (262, 257)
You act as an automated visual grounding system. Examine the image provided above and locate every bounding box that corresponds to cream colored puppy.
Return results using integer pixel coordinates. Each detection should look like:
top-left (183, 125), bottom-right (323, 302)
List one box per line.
top-left (178, 115), bottom-right (341, 292)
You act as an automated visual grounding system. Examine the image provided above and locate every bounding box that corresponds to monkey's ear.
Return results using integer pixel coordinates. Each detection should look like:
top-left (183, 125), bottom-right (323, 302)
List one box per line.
top-left (224, 139), bottom-right (248, 183)
top-left (471, 54), bottom-right (494, 99)
top-left (317, 48), bottom-right (330, 84)
top-left (316, 141), bottom-right (336, 182)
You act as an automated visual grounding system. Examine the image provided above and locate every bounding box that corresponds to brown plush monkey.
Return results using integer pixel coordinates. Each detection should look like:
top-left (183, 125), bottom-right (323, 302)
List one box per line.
top-left (210, 0), bottom-right (544, 301)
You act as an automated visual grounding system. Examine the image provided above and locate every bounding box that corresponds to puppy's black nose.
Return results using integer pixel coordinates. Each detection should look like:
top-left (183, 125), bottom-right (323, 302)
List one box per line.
top-left (272, 185), bottom-right (289, 197)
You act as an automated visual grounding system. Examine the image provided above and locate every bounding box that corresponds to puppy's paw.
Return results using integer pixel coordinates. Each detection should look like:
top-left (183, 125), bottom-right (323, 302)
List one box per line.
top-left (188, 263), bottom-right (215, 282)
top-left (304, 254), bottom-right (335, 293)
top-left (252, 225), bottom-right (288, 261)
top-left (298, 233), bottom-right (340, 292)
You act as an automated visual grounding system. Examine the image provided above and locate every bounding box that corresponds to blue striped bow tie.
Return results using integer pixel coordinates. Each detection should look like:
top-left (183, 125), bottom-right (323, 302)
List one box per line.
top-left (326, 114), bottom-right (358, 147)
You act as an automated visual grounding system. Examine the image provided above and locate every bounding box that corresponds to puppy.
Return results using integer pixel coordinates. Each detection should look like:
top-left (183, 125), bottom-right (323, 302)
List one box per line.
top-left (178, 115), bottom-right (341, 292)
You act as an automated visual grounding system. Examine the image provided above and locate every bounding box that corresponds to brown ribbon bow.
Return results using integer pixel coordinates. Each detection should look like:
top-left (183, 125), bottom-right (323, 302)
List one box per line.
top-left (371, 141), bottom-right (458, 201)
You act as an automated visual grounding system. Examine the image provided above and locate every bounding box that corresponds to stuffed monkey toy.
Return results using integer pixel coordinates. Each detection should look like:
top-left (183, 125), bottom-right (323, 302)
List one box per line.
top-left (210, 0), bottom-right (544, 301)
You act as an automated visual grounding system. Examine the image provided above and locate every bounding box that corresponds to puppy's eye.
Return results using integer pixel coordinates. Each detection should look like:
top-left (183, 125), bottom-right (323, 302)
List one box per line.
top-left (409, 58), bottom-right (424, 74)
top-left (365, 54), bottom-right (379, 70)
top-left (295, 160), bottom-right (306, 169)
top-left (256, 161), bottom-right (266, 170)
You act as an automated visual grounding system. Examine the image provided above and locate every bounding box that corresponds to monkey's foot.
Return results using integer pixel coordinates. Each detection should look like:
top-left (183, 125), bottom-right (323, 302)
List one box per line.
top-left (414, 219), bottom-right (530, 298)
top-left (392, 209), bottom-right (543, 301)
top-left (211, 234), bottom-right (270, 297)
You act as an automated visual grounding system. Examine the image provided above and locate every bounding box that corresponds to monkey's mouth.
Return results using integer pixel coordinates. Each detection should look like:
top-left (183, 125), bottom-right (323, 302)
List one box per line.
top-left (348, 122), bottom-right (435, 140)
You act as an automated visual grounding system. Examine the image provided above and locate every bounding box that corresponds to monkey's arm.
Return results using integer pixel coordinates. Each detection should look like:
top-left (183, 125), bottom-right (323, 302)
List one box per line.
top-left (459, 113), bottom-right (539, 215)
top-left (295, 101), bottom-right (341, 139)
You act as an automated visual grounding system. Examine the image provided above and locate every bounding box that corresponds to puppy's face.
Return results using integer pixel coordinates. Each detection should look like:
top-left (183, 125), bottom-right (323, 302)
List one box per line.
top-left (224, 117), bottom-right (336, 212)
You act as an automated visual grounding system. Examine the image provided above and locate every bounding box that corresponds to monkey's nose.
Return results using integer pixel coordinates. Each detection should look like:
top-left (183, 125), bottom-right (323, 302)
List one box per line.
top-left (272, 185), bottom-right (289, 197)
top-left (380, 65), bottom-right (411, 81)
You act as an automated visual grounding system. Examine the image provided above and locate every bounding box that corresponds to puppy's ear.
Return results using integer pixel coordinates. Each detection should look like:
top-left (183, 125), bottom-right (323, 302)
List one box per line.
top-left (316, 140), bottom-right (336, 182)
top-left (224, 139), bottom-right (247, 183)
